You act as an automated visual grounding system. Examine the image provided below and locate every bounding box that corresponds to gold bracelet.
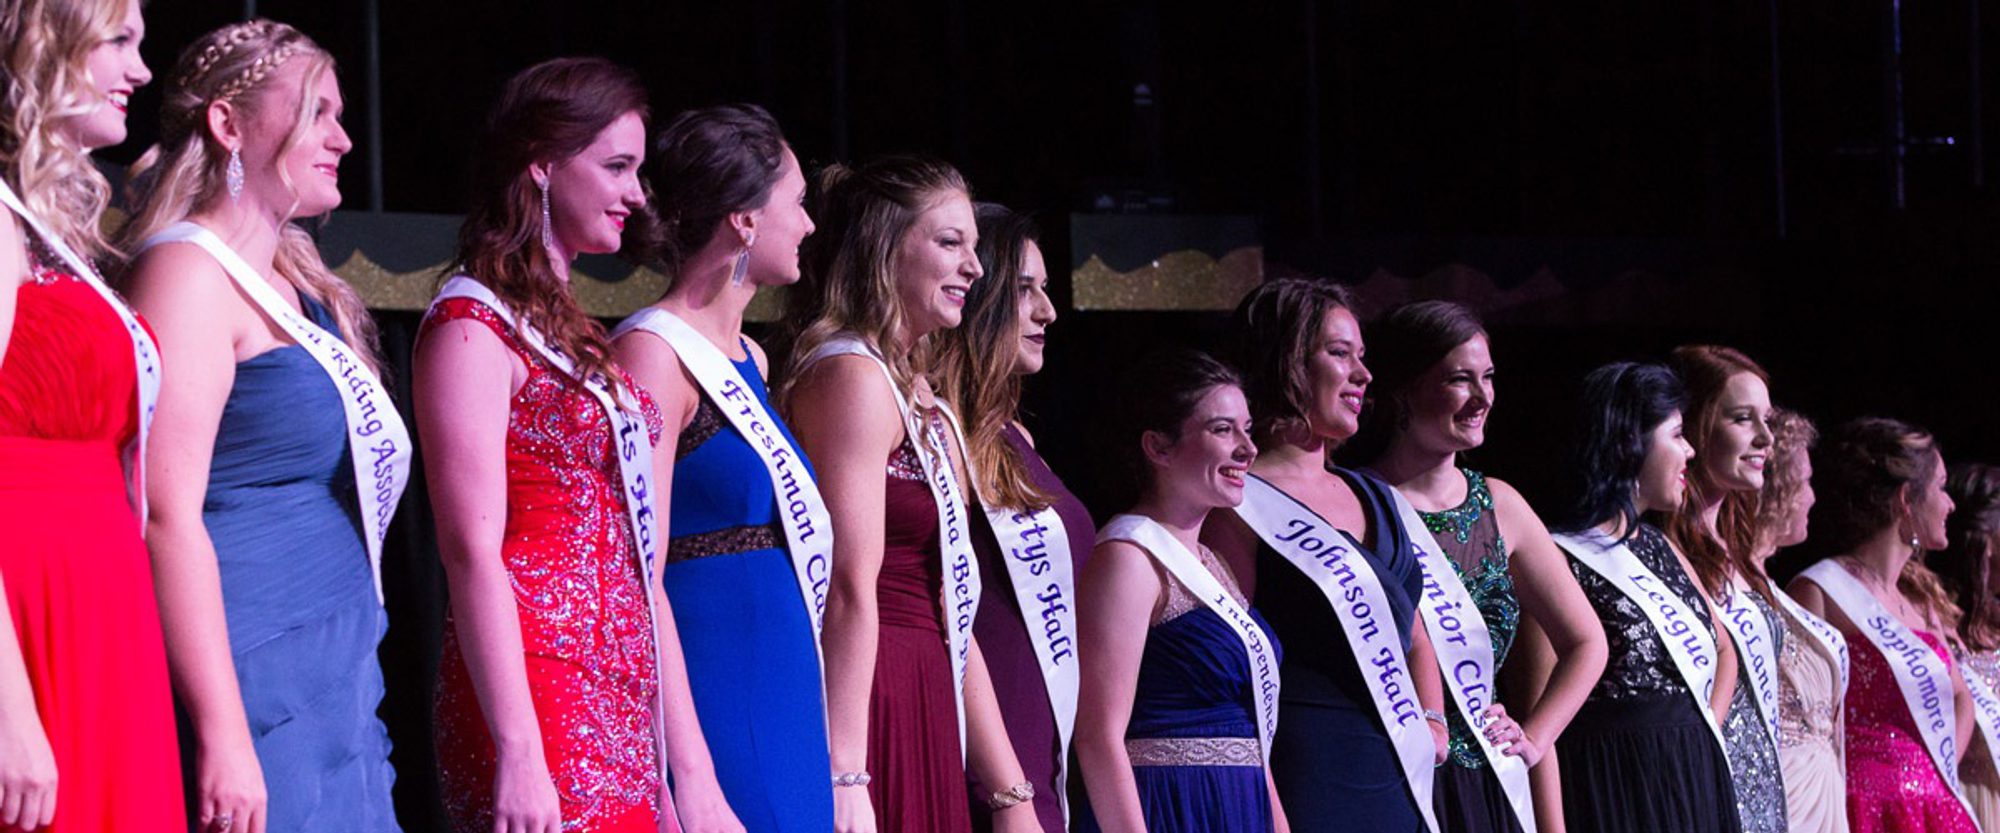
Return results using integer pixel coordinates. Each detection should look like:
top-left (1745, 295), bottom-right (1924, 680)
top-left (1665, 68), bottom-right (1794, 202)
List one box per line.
top-left (987, 782), bottom-right (1035, 810)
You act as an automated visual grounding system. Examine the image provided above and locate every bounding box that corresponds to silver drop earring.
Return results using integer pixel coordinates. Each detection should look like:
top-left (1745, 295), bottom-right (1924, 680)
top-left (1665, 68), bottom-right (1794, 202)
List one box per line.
top-left (538, 178), bottom-right (555, 254)
top-left (730, 233), bottom-right (755, 287)
top-left (226, 148), bottom-right (245, 201)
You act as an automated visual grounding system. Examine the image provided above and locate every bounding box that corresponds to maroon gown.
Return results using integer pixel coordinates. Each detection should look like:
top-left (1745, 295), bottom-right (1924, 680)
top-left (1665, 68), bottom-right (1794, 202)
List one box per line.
top-left (0, 253), bottom-right (184, 831)
top-left (969, 424), bottom-right (1094, 832)
top-left (868, 421), bottom-right (975, 833)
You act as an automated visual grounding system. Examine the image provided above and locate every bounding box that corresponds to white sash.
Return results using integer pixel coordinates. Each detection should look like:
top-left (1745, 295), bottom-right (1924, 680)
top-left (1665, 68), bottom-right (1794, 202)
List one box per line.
top-left (1770, 584), bottom-right (1849, 701)
top-left (1802, 560), bottom-right (1973, 814)
top-left (611, 308), bottom-right (833, 655)
top-left (799, 334), bottom-right (981, 758)
top-left (1961, 655), bottom-right (2000, 786)
top-left (1553, 529), bottom-right (1728, 752)
top-left (1099, 514), bottom-right (1279, 765)
top-left (0, 180), bottom-right (161, 520)
top-left (430, 275), bottom-right (677, 827)
top-left (140, 222), bottom-right (411, 603)
top-left (1235, 475), bottom-right (1439, 833)
top-left (972, 464), bottom-right (1080, 824)
top-left (1718, 577), bottom-right (1784, 762)
top-left (1382, 486), bottom-right (1537, 833)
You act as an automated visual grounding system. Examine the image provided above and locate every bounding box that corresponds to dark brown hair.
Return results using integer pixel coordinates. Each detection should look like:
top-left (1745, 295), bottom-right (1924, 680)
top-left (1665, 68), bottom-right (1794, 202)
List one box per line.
top-left (1347, 299), bottom-right (1487, 465)
top-left (1812, 417), bottom-right (1957, 631)
top-left (643, 102), bottom-right (788, 282)
top-left (931, 203), bottom-right (1053, 511)
top-left (1941, 463), bottom-right (2000, 652)
top-left (1665, 344), bottom-right (1771, 597)
top-left (1228, 277), bottom-right (1356, 440)
top-left (1121, 349), bottom-right (1244, 491)
top-left (449, 56), bottom-right (653, 397)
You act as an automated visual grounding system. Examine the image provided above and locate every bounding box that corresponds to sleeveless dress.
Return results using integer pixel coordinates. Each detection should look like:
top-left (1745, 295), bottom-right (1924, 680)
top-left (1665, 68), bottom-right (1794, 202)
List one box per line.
top-left (204, 292), bottom-right (397, 831)
top-left (1558, 523), bottom-right (1741, 833)
top-left (1955, 649), bottom-right (2000, 833)
top-left (424, 299), bottom-right (666, 833)
top-left (0, 245), bottom-right (185, 831)
top-left (1844, 627), bottom-right (1977, 833)
top-left (660, 343), bottom-right (832, 833)
top-left (1256, 468), bottom-right (1425, 833)
top-left (1778, 603), bottom-right (1851, 833)
top-left (967, 423), bottom-right (1094, 832)
top-left (1720, 588), bottom-right (1788, 833)
top-left (1077, 538), bottom-right (1279, 833)
top-left (869, 418), bottom-right (975, 833)
top-left (1415, 468), bottom-right (1523, 833)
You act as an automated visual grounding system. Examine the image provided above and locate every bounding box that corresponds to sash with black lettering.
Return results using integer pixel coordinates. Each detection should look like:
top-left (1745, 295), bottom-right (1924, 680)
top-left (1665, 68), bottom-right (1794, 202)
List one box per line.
top-left (431, 275), bottom-right (676, 824)
top-left (141, 222), bottom-right (411, 602)
top-left (1770, 585), bottom-right (1850, 700)
top-left (965, 442), bottom-right (1080, 823)
top-left (1802, 559), bottom-right (1973, 815)
top-left (612, 308), bottom-right (833, 657)
top-left (1553, 529), bottom-right (1727, 751)
top-left (0, 180), bottom-right (161, 520)
top-left (1099, 514), bottom-right (1278, 766)
top-left (1718, 577), bottom-right (1784, 759)
top-left (1236, 475), bottom-right (1439, 833)
top-left (801, 334), bottom-right (981, 757)
top-left (1382, 486), bottom-right (1536, 833)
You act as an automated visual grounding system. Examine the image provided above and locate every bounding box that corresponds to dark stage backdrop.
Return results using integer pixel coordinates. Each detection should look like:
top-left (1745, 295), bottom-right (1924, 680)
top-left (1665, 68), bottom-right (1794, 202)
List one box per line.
top-left (104, 1), bottom-right (2000, 829)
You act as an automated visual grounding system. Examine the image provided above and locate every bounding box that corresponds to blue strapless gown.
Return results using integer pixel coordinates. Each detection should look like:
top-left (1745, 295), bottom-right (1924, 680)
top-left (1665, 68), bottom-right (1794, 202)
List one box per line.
top-left (662, 346), bottom-right (833, 833)
top-left (205, 294), bottom-right (397, 831)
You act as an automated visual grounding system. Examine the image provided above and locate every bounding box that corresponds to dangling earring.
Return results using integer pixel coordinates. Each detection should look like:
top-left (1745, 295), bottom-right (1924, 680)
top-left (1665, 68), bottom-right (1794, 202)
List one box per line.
top-left (730, 232), bottom-right (756, 287)
top-left (538, 178), bottom-right (555, 254)
top-left (226, 148), bottom-right (245, 202)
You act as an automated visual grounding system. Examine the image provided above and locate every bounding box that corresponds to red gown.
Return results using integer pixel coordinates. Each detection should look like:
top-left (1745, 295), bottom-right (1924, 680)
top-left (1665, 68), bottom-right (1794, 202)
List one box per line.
top-left (424, 300), bottom-right (669, 833)
top-left (869, 427), bottom-right (974, 833)
top-left (0, 254), bottom-right (184, 831)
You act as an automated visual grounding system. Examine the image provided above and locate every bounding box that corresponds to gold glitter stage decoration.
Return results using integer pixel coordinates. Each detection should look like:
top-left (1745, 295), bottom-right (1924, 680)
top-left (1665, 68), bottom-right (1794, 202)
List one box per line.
top-left (1071, 247), bottom-right (1265, 311)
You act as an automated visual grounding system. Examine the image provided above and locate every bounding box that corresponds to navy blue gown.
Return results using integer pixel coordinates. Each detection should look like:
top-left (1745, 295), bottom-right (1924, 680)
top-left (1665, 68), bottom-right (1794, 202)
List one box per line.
top-left (206, 294), bottom-right (397, 832)
top-left (1254, 469), bottom-right (1425, 833)
top-left (661, 345), bottom-right (833, 833)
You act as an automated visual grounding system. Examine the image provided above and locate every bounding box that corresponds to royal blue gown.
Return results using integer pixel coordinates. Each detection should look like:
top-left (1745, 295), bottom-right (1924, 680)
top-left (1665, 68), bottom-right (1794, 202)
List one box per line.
top-left (205, 294), bottom-right (397, 832)
top-left (661, 345), bottom-right (833, 833)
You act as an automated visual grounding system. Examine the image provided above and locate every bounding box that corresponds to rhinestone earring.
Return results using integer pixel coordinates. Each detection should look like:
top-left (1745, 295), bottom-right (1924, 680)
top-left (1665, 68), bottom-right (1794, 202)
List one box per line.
top-left (538, 178), bottom-right (555, 254)
top-left (226, 148), bottom-right (245, 201)
top-left (730, 232), bottom-right (755, 287)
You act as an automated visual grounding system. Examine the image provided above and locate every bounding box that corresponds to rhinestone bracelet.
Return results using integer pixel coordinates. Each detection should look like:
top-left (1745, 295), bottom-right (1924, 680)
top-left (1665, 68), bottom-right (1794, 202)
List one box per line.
top-left (831, 771), bottom-right (871, 788)
top-left (987, 782), bottom-right (1035, 810)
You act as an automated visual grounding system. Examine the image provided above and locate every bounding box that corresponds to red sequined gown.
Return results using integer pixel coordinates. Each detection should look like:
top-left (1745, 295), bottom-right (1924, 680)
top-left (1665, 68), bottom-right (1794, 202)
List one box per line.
top-left (425, 300), bottom-right (669, 833)
top-left (1845, 628), bottom-right (1978, 833)
top-left (0, 250), bottom-right (184, 831)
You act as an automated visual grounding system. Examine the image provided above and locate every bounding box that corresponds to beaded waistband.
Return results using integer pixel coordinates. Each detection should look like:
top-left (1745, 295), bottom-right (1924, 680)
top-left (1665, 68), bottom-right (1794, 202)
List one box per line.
top-left (1125, 736), bottom-right (1261, 767)
top-left (667, 523), bottom-right (783, 564)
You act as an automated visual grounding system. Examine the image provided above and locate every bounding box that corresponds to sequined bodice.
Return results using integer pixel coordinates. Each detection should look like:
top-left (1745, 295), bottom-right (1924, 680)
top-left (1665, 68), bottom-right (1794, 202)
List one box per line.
top-left (1419, 468), bottom-right (1519, 769)
top-left (1721, 588), bottom-right (1788, 833)
top-left (1569, 524), bottom-right (1718, 703)
top-left (1779, 610), bottom-right (1844, 752)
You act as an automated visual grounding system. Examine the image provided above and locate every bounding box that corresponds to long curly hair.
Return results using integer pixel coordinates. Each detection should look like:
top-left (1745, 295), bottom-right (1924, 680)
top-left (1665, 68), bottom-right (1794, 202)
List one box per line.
top-left (449, 56), bottom-right (653, 399)
top-left (1750, 408), bottom-right (1817, 557)
top-left (776, 154), bottom-right (969, 413)
top-left (1941, 463), bottom-right (2000, 653)
top-left (1812, 417), bottom-right (1959, 634)
top-left (930, 203), bottom-right (1053, 511)
top-left (1665, 344), bottom-right (1770, 597)
top-left (117, 19), bottom-right (381, 376)
top-left (0, 0), bottom-right (129, 261)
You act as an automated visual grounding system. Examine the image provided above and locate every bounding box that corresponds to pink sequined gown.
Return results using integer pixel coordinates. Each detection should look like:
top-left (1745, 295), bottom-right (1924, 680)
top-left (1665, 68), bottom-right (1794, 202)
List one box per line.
top-left (1845, 628), bottom-right (1978, 833)
top-left (425, 299), bottom-right (672, 833)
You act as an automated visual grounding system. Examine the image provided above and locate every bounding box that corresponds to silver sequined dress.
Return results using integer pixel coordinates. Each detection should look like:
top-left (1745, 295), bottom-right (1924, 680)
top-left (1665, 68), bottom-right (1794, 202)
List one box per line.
top-left (1721, 588), bottom-right (1789, 833)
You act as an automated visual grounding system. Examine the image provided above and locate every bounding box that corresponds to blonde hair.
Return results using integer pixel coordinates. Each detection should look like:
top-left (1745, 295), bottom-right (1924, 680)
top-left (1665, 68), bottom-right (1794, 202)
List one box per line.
top-left (0, 0), bottom-right (128, 261)
top-left (777, 155), bottom-right (969, 415)
top-left (119, 19), bottom-right (381, 375)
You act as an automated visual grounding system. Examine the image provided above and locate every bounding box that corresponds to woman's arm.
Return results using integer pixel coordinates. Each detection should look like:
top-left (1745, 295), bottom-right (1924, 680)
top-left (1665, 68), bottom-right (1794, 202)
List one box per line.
top-left (614, 330), bottom-right (741, 833)
top-left (1956, 662), bottom-right (1978, 763)
top-left (1409, 616), bottom-right (1450, 763)
top-left (414, 317), bottom-right (559, 831)
top-left (786, 357), bottom-right (905, 833)
top-left (126, 247), bottom-right (269, 833)
top-left (0, 214), bottom-right (21, 368)
top-left (1074, 540), bottom-right (1164, 833)
top-left (962, 639), bottom-right (1042, 833)
top-left (1503, 613), bottom-right (1569, 833)
top-left (1490, 479), bottom-right (1607, 761)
